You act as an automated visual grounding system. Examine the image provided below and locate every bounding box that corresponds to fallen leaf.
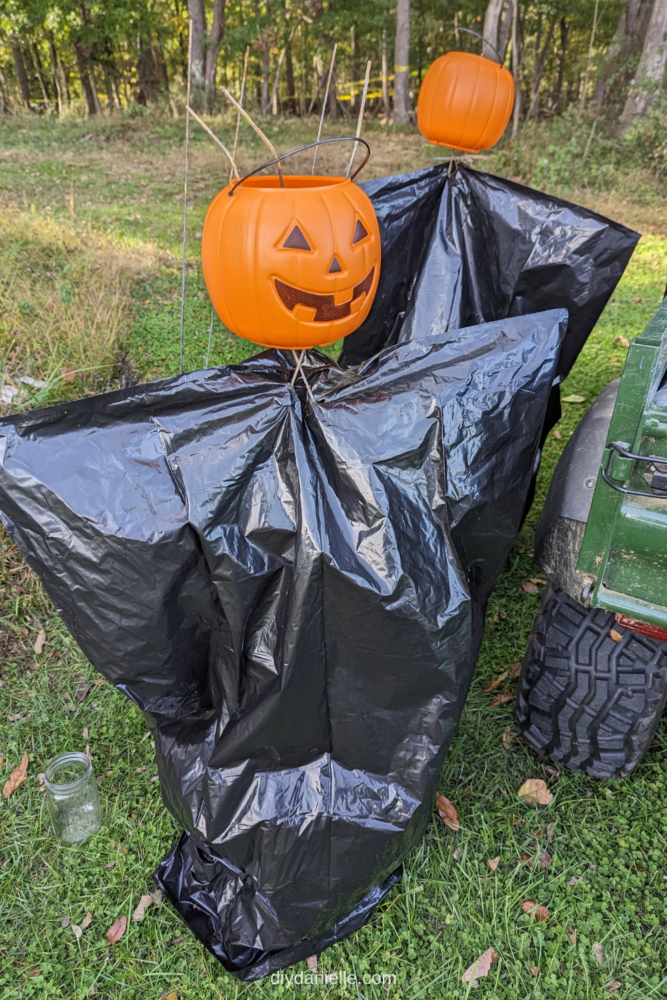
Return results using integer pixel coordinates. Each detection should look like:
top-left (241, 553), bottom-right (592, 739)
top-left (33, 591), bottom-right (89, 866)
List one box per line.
top-left (487, 856), bottom-right (500, 871)
top-left (483, 671), bottom-right (508, 692)
top-left (87, 987), bottom-right (96, 997)
top-left (135, 766), bottom-right (147, 773)
top-left (610, 628), bottom-right (623, 643)
top-left (3, 752), bottom-right (29, 799)
top-left (517, 852), bottom-right (551, 868)
top-left (503, 726), bottom-right (512, 750)
top-left (531, 965), bottom-right (539, 976)
top-left (163, 992), bottom-right (178, 1000)
top-left (546, 822), bottom-right (555, 842)
top-left (20, 626), bottom-right (28, 636)
top-left (38, 772), bottom-right (46, 791)
top-left (436, 793), bottom-right (459, 831)
top-left (518, 778), bottom-right (553, 806)
top-left (544, 765), bottom-right (560, 779)
top-left (170, 935), bottom-right (184, 945)
top-left (72, 924), bottom-right (82, 940)
top-left (82, 727), bottom-right (89, 740)
top-left (74, 680), bottom-right (91, 702)
top-left (566, 923), bottom-right (576, 945)
top-left (567, 875), bottom-right (583, 885)
top-left (562, 394), bottom-right (586, 403)
top-left (34, 629), bottom-right (46, 655)
top-left (105, 861), bottom-right (116, 870)
top-left (552, 429), bottom-right (563, 441)
top-left (61, 915), bottom-right (71, 928)
top-left (606, 983), bottom-right (622, 992)
top-left (150, 775), bottom-right (160, 782)
top-left (593, 941), bottom-right (605, 965)
top-left (132, 894), bottom-right (156, 922)
top-left (509, 661), bottom-right (521, 679)
top-left (461, 947), bottom-right (498, 986)
top-left (512, 816), bottom-right (522, 826)
top-left (612, 335), bottom-right (630, 347)
top-left (632, 296), bottom-right (642, 304)
top-left (490, 692), bottom-right (514, 707)
top-left (521, 900), bottom-right (549, 921)
top-left (81, 912), bottom-right (92, 929)
top-left (85, 745), bottom-right (93, 762)
top-left (453, 847), bottom-right (462, 861)
top-left (106, 916), bottom-right (126, 945)
top-left (306, 955), bottom-right (318, 971)
top-left (62, 367), bottom-right (77, 382)
top-left (539, 850), bottom-right (553, 868)
top-left (151, 889), bottom-right (164, 905)
top-left (520, 581), bottom-right (539, 594)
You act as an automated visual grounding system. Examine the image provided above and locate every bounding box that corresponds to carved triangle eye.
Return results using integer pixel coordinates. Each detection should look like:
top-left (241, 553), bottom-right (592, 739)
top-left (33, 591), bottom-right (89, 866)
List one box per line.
top-left (282, 225), bottom-right (312, 251)
top-left (329, 256), bottom-right (343, 273)
top-left (353, 219), bottom-right (369, 244)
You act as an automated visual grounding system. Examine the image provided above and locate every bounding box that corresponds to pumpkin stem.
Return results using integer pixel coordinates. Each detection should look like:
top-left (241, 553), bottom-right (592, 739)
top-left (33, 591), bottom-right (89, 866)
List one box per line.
top-left (346, 60), bottom-right (372, 181)
top-left (220, 85), bottom-right (284, 187)
top-left (185, 106), bottom-right (240, 180)
top-left (312, 43), bottom-right (337, 175)
top-left (230, 47), bottom-right (250, 184)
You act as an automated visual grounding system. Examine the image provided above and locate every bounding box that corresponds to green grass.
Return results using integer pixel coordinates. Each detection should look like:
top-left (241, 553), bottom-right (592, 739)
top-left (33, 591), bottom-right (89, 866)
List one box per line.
top-left (1, 113), bottom-right (666, 999)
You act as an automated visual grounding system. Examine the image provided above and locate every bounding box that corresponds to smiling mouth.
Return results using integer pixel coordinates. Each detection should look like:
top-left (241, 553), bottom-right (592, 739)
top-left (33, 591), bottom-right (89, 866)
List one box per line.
top-left (275, 267), bottom-right (375, 322)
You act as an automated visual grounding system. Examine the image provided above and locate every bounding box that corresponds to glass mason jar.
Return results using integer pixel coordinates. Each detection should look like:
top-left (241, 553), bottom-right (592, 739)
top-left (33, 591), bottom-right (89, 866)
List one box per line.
top-left (44, 751), bottom-right (102, 844)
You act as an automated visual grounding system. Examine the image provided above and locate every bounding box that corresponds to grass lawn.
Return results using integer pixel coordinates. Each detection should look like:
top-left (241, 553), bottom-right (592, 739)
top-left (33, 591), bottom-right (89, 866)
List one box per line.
top-left (0, 111), bottom-right (666, 1000)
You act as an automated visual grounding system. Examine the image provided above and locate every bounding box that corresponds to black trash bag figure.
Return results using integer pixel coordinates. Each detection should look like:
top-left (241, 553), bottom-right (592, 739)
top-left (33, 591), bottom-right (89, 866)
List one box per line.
top-left (0, 164), bottom-right (638, 980)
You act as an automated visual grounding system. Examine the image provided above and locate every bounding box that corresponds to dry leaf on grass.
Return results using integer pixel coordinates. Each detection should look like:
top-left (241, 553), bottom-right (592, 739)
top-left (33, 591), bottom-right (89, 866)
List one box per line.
top-left (509, 661), bottom-right (521, 678)
top-left (546, 822), bottom-right (555, 842)
top-left (519, 581), bottom-right (539, 595)
top-left (528, 578), bottom-right (547, 585)
top-left (82, 727), bottom-right (89, 740)
top-left (612, 335), bottom-right (630, 348)
top-left (518, 850), bottom-right (553, 869)
top-left (436, 793), bottom-right (459, 831)
top-left (552, 429), bottom-right (563, 441)
top-left (530, 965), bottom-right (539, 976)
top-left (132, 894), bottom-right (157, 923)
top-left (81, 912), bottom-right (92, 930)
top-left (34, 629), bottom-right (46, 655)
top-left (566, 924), bottom-right (576, 945)
top-left (490, 692), bottom-right (514, 707)
top-left (74, 680), bottom-right (91, 702)
top-left (61, 915), bottom-right (71, 929)
top-left (38, 772), bottom-right (46, 791)
top-left (517, 778), bottom-right (553, 805)
top-left (521, 900), bottom-right (549, 921)
top-left (61, 367), bottom-right (77, 383)
top-left (483, 671), bottom-right (508, 692)
top-left (453, 847), bottom-right (462, 861)
top-left (606, 983), bottom-right (622, 992)
top-left (106, 916), bottom-right (126, 945)
top-left (461, 947), bottom-right (498, 986)
top-left (104, 861), bottom-right (116, 870)
top-left (503, 726), bottom-right (512, 750)
top-left (562, 394), bottom-right (586, 403)
top-left (306, 956), bottom-right (318, 971)
top-left (3, 752), bottom-right (29, 799)
top-left (593, 941), bottom-right (606, 965)
top-left (487, 857), bottom-right (500, 871)
top-left (610, 628), bottom-right (623, 643)
top-left (568, 875), bottom-right (583, 886)
top-left (72, 924), bottom-right (82, 940)
top-left (163, 992), bottom-right (178, 1000)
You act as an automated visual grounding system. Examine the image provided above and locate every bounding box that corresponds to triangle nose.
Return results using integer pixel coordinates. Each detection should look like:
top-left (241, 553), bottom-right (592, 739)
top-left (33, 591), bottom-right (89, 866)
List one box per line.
top-left (329, 256), bottom-right (343, 273)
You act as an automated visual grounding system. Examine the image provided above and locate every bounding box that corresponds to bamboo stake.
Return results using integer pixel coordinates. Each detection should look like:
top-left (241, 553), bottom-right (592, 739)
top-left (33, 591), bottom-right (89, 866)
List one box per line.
top-left (220, 85), bottom-right (284, 186)
top-left (345, 60), bottom-right (371, 180)
top-left (230, 47), bottom-right (250, 183)
top-left (205, 309), bottom-right (215, 368)
top-left (312, 44), bottom-right (337, 174)
top-left (185, 105), bottom-right (240, 179)
top-left (180, 19), bottom-right (193, 375)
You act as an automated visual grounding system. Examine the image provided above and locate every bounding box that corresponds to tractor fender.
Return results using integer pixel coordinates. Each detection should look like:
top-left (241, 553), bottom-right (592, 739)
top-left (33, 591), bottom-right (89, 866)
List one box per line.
top-left (534, 379), bottom-right (620, 605)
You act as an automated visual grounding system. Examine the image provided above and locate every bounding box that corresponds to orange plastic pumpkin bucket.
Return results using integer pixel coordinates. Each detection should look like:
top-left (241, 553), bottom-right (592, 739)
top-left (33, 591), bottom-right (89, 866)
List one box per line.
top-left (202, 139), bottom-right (381, 351)
top-left (417, 51), bottom-right (514, 153)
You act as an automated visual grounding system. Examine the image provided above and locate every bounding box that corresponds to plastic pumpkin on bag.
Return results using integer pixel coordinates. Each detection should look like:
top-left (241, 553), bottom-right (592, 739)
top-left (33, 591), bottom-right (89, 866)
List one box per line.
top-left (417, 49), bottom-right (514, 153)
top-left (202, 139), bottom-right (381, 351)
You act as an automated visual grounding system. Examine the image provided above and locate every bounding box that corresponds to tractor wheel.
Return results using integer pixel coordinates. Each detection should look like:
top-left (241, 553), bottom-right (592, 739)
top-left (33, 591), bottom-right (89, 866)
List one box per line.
top-left (516, 584), bottom-right (667, 779)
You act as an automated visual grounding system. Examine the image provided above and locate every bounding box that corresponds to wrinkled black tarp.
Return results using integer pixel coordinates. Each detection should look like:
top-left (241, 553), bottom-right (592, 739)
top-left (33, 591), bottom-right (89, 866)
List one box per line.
top-left (344, 164), bottom-right (638, 379)
top-left (0, 165), bottom-right (638, 980)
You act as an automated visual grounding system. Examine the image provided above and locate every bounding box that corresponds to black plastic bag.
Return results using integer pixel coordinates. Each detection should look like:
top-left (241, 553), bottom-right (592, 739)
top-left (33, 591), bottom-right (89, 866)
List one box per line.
top-left (343, 164), bottom-right (638, 378)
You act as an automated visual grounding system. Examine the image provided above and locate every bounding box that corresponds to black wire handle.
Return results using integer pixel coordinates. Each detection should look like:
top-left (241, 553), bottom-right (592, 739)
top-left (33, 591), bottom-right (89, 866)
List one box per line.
top-left (228, 137), bottom-right (371, 195)
top-left (453, 26), bottom-right (504, 65)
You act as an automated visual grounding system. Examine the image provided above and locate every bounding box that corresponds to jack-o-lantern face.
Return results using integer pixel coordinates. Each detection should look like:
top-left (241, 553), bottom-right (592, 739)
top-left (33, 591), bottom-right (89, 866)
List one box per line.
top-left (201, 175), bottom-right (381, 350)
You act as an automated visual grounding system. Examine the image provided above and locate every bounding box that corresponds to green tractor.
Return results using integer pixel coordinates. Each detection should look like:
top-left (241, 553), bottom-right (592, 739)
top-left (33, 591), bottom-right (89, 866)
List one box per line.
top-left (518, 298), bottom-right (667, 779)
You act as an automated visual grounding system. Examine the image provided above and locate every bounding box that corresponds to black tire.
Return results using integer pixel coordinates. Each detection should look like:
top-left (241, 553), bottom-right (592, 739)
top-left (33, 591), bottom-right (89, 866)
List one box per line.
top-left (517, 584), bottom-right (667, 779)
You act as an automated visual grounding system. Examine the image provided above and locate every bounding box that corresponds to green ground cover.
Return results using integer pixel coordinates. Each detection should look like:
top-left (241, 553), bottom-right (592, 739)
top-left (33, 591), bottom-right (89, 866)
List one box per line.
top-left (0, 113), bottom-right (666, 999)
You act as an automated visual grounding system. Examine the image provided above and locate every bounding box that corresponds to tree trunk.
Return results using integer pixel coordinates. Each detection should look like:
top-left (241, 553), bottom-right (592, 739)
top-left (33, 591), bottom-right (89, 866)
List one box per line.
top-left (187, 0), bottom-right (207, 109)
top-left (10, 38), bottom-right (32, 109)
top-left (286, 41), bottom-right (297, 113)
top-left (497, 0), bottom-right (512, 62)
top-left (594, 0), bottom-right (653, 111)
top-left (31, 42), bottom-right (51, 109)
top-left (621, 0), bottom-right (667, 123)
top-left (393, 0), bottom-right (411, 123)
top-left (511, 0), bottom-right (521, 136)
top-left (75, 41), bottom-right (98, 116)
top-left (46, 31), bottom-right (63, 114)
top-left (482, 0), bottom-right (505, 61)
top-left (528, 16), bottom-right (556, 119)
top-left (350, 24), bottom-right (357, 110)
top-left (205, 0), bottom-right (226, 111)
top-left (381, 29), bottom-right (391, 119)
top-left (258, 42), bottom-right (270, 114)
top-left (552, 18), bottom-right (568, 111)
top-left (328, 69), bottom-right (337, 118)
top-left (0, 65), bottom-right (9, 113)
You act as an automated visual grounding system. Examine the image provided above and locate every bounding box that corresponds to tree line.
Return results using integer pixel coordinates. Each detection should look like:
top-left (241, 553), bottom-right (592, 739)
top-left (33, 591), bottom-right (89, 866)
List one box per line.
top-left (0, 0), bottom-right (665, 132)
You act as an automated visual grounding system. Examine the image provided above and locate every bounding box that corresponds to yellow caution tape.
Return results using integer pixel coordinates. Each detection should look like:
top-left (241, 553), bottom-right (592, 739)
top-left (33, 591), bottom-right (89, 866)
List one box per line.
top-left (394, 65), bottom-right (409, 72)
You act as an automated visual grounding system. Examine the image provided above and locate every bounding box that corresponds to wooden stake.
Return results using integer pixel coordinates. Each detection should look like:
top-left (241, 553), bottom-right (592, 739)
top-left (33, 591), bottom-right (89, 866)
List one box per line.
top-left (220, 85), bottom-right (284, 186)
top-left (230, 47), bottom-right (250, 183)
top-left (180, 19), bottom-right (193, 375)
top-left (185, 105), bottom-right (240, 178)
top-left (346, 60), bottom-right (371, 180)
top-left (312, 44), bottom-right (337, 174)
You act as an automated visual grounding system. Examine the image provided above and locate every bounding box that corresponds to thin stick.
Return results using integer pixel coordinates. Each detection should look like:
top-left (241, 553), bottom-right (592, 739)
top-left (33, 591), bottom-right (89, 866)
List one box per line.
top-left (230, 46), bottom-right (250, 183)
top-left (300, 366), bottom-right (315, 404)
top-left (180, 19), bottom-right (193, 375)
top-left (346, 60), bottom-right (371, 180)
top-left (312, 44), bottom-right (337, 174)
top-left (220, 85), bottom-right (284, 186)
top-left (186, 105), bottom-right (240, 179)
top-left (290, 349), bottom-right (304, 387)
top-left (205, 309), bottom-right (215, 368)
